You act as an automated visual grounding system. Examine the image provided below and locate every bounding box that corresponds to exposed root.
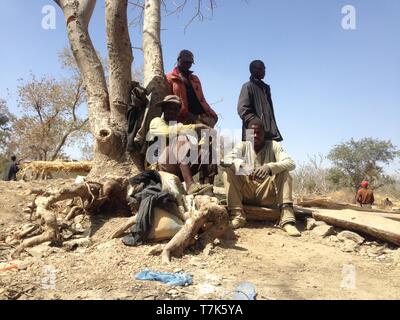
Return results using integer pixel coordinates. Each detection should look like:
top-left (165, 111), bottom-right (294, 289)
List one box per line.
top-left (12, 204), bottom-right (60, 258)
top-left (65, 206), bottom-right (84, 221)
top-left (108, 216), bottom-right (137, 240)
top-left (13, 225), bottom-right (40, 240)
top-left (11, 182), bottom-right (116, 257)
top-left (162, 195), bottom-right (229, 264)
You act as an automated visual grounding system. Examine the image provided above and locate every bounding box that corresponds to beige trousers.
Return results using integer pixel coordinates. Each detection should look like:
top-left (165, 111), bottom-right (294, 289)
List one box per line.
top-left (223, 167), bottom-right (295, 226)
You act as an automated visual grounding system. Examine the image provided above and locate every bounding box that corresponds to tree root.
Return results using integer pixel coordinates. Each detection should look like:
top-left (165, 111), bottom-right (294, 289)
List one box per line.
top-left (65, 206), bottom-right (84, 221)
top-left (13, 225), bottom-right (40, 240)
top-left (11, 182), bottom-right (113, 258)
top-left (162, 195), bottom-right (229, 264)
top-left (108, 216), bottom-right (137, 240)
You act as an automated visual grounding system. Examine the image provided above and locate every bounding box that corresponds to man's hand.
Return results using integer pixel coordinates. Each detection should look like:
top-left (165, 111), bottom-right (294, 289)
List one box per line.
top-left (251, 165), bottom-right (272, 181)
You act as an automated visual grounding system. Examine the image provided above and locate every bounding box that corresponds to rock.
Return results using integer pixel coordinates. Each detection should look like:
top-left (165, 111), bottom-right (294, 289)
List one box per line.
top-left (63, 237), bottom-right (91, 251)
top-left (328, 235), bottom-right (340, 243)
top-left (25, 243), bottom-right (52, 258)
top-left (311, 225), bottom-right (335, 238)
top-left (314, 221), bottom-right (327, 227)
top-left (74, 223), bottom-right (85, 233)
top-left (337, 231), bottom-right (365, 245)
top-left (23, 208), bottom-right (32, 214)
top-left (341, 240), bottom-right (359, 253)
top-left (62, 229), bottom-right (74, 240)
top-left (305, 218), bottom-right (316, 231)
top-left (74, 215), bottom-right (84, 224)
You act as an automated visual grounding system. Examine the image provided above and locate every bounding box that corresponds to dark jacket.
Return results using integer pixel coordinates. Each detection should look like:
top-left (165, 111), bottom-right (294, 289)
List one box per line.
top-left (237, 78), bottom-right (283, 142)
top-left (2, 161), bottom-right (19, 181)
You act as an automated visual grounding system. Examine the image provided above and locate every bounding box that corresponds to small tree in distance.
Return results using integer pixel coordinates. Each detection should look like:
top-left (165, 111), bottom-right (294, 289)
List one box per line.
top-left (327, 137), bottom-right (399, 191)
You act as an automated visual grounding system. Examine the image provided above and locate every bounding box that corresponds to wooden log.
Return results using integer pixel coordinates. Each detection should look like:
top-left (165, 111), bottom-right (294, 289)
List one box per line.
top-left (298, 198), bottom-right (391, 214)
top-left (313, 209), bottom-right (400, 246)
top-left (298, 199), bottom-right (400, 222)
top-left (244, 206), bottom-right (313, 221)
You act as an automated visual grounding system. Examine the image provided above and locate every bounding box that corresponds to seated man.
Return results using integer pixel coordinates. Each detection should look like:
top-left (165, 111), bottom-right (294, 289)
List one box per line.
top-left (356, 181), bottom-right (374, 209)
top-left (222, 118), bottom-right (300, 237)
top-left (147, 95), bottom-right (215, 195)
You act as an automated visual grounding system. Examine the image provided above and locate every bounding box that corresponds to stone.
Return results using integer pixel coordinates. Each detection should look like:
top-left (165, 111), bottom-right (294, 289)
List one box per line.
top-left (341, 240), bottom-right (359, 253)
top-left (25, 243), bottom-right (52, 258)
top-left (311, 225), bottom-right (335, 238)
top-left (63, 237), bottom-right (91, 251)
top-left (337, 231), bottom-right (365, 245)
top-left (305, 218), bottom-right (317, 231)
top-left (314, 221), bottom-right (327, 227)
top-left (74, 215), bottom-right (84, 224)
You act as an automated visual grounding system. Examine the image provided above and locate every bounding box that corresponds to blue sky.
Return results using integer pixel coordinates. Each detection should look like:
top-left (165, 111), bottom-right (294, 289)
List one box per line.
top-left (0, 0), bottom-right (399, 171)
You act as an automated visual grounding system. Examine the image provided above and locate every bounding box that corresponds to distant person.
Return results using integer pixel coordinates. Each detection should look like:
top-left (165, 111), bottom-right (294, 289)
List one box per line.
top-left (238, 60), bottom-right (283, 142)
top-left (2, 155), bottom-right (19, 181)
top-left (356, 181), bottom-right (375, 208)
top-left (166, 50), bottom-right (218, 184)
top-left (383, 198), bottom-right (393, 208)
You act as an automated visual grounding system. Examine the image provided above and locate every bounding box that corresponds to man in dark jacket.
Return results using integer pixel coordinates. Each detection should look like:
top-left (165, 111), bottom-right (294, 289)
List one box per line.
top-left (2, 155), bottom-right (19, 181)
top-left (237, 60), bottom-right (283, 142)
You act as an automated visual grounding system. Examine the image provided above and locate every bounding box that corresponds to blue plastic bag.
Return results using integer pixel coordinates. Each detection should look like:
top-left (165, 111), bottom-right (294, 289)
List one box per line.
top-left (135, 269), bottom-right (193, 287)
top-left (233, 282), bottom-right (257, 300)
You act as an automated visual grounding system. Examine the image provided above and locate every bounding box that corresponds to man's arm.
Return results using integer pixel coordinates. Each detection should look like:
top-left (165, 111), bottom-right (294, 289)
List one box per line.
top-left (267, 141), bottom-right (296, 176)
top-left (193, 76), bottom-right (218, 120)
top-left (222, 141), bottom-right (254, 175)
top-left (237, 83), bottom-right (258, 126)
top-left (148, 118), bottom-right (197, 138)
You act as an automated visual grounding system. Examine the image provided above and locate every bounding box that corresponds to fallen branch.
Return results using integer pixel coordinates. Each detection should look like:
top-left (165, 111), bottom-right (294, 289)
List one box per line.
top-left (162, 195), bottom-right (228, 264)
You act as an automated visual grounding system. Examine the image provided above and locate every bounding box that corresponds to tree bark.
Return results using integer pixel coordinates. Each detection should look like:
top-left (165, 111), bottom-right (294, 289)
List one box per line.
top-left (105, 0), bottom-right (133, 131)
top-left (142, 0), bottom-right (169, 103)
top-left (55, 0), bottom-right (142, 181)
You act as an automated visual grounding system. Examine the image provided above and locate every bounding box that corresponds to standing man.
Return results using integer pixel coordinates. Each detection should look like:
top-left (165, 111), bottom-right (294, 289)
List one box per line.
top-left (166, 50), bottom-right (218, 184)
top-left (238, 60), bottom-right (283, 142)
top-left (356, 181), bottom-right (375, 208)
top-left (2, 155), bottom-right (19, 181)
top-left (222, 119), bottom-right (300, 237)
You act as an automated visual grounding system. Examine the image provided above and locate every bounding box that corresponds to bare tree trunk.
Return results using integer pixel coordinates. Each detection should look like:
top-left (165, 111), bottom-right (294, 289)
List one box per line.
top-left (142, 0), bottom-right (169, 103)
top-left (55, 0), bottom-right (141, 181)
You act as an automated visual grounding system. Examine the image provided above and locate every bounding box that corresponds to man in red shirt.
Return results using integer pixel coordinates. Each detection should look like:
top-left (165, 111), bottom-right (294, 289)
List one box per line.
top-left (356, 181), bottom-right (375, 208)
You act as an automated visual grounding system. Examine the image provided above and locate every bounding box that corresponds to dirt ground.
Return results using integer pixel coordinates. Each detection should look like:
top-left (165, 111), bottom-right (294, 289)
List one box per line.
top-left (1, 180), bottom-right (400, 300)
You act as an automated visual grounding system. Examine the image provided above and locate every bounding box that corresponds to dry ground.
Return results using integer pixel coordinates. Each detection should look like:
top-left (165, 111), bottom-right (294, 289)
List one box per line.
top-left (1, 180), bottom-right (400, 300)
